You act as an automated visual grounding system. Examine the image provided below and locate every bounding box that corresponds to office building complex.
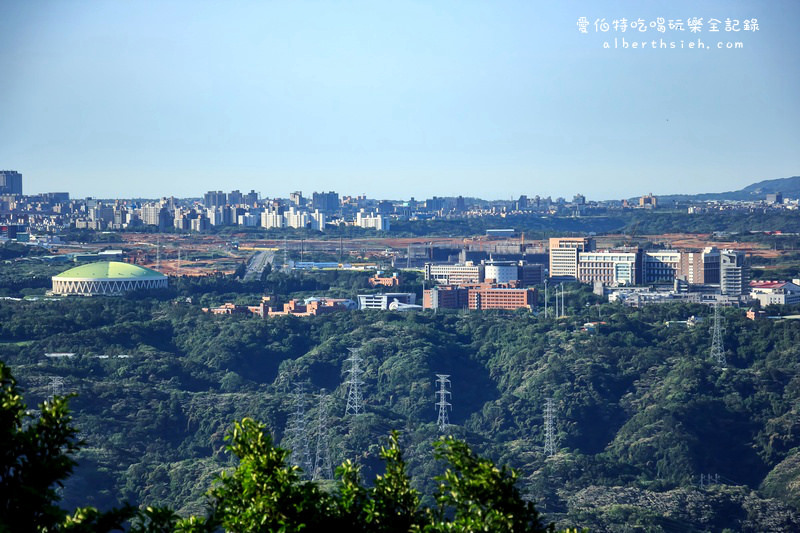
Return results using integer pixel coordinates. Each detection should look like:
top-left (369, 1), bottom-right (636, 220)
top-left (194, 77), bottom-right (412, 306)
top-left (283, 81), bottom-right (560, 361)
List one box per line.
top-left (484, 261), bottom-right (518, 284)
top-left (549, 237), bottom-right (594, 280)
top-left (720, 249), bottom-right (747, 295)
top-left (425, 262), bottom-right (484, 285)
top-left (578, 250), bottom-right (641, 286)
top-left (519, 263), bottom-right (545, 286)
top-left (468, 287), bottom-right (535, 310)
top-left (423, 283), bottom-right (536, 311)
top-left (643, 251), bottom-right (681, 284)
top-left (423, 286), bottom-right (469, 309)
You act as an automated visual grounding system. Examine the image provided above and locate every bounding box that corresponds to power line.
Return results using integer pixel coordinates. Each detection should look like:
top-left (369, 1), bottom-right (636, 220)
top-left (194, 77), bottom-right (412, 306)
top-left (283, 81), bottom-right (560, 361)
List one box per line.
top-left (544, 397), bottom-right (556, 457)
top-left (435, 374), bottom-right (452, 433)
top-left (313, 389), bottom-right (333, 481)
top-left (344, 348), bottom-right (364, 417)
top-left (710, 303), bottom-right (727, 367)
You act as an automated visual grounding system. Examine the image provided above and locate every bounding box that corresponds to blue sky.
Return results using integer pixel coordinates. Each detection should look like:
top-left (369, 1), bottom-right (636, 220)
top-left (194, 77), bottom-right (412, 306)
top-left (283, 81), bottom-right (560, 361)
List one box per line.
top-left (0, 0), bottom-right (797, 200)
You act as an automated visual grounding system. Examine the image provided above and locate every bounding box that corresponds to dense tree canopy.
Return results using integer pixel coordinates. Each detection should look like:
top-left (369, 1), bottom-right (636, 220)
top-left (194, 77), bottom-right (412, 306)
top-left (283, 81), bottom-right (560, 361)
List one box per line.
top-left (2, 278), bottom-right (800, 530)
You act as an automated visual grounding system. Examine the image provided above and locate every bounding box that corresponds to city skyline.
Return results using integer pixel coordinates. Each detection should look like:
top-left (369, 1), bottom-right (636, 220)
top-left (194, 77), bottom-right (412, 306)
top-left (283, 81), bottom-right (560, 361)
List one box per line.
top-left (1, 1), bottom-right (798, 199)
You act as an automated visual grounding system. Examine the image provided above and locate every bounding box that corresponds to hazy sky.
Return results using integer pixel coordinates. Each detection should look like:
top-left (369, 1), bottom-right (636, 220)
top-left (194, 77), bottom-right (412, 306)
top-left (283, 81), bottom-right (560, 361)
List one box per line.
top-left (1, 0), bottom-right (798, 200)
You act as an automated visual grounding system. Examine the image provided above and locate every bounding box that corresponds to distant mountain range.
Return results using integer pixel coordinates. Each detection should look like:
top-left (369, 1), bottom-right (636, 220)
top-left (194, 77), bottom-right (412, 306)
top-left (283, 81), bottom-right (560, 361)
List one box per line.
top-left (655, 175), bottom-right (800, 202)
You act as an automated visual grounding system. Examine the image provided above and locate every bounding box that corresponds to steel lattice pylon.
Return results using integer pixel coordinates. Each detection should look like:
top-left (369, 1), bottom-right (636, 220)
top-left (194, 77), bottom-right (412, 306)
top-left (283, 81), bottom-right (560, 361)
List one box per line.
top-left (313, 389), bottom-right (333, 481)
top-left (544, 397), bottom-right (556, 457)
top-left (710, 303), bottom-right (727, 367)
top-left (285, 383), bottom-right (314, 476)
top-left (435, 374), bottom-right (452, 433)
top-left (49, 377), bottom-right (65, 402)
top-left (344, 348), bottom-right (364, 417)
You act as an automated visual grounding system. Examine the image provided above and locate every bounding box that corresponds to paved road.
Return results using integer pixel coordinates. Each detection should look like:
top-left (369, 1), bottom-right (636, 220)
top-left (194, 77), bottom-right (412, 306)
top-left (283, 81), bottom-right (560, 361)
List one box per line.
top-left (243, 250), bottom-right (275, 281)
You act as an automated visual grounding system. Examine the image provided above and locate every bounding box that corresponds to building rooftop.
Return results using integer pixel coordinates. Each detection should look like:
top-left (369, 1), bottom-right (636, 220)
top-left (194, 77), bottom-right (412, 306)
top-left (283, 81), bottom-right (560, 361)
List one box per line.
top-left (750, 280), bottom-right (790, 289)
top-left (54, 261), bottom-right (166, 280)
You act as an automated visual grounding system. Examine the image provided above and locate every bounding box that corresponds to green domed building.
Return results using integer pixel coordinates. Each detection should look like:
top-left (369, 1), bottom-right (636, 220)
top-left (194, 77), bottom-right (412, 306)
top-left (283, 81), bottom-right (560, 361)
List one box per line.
top-left (52, 261), bottom-right (168, 295)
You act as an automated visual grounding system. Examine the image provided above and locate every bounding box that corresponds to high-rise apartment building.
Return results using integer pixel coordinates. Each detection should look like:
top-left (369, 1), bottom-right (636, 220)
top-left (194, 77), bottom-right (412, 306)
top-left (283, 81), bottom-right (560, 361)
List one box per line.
top-left (204, 191), bottom-right (227, 207)
top-left (355, 210), bottom-right (389, 231)
top-left (312, 191), bottom-right (339, 213)
top-left (0, 171), bottom-right (22, 195)
top-left (243, 190), bottom-right (259, 205)
top-left (227, 190), bottom-right (243, 205)
top-left (549, 237), bottom-right (595, 280)
top-left (261, 209), bottom-right (284, 229)
top-left (141, 204), bottom-right (172, 230)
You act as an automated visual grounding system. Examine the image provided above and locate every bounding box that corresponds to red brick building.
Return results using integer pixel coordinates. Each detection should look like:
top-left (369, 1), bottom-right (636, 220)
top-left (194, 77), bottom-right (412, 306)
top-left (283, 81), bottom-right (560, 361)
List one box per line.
top-left (423, 283), bottom-right (536, 311)
top-left (468, 287), bottom-right (535, 310)
top-left (369, 272), bottom-right (400, 287)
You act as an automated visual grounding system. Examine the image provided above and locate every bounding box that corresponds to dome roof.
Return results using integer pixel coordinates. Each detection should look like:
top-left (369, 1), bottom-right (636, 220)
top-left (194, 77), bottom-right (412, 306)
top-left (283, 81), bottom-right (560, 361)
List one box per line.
top-left (54, 261), bottom-right (166, 280)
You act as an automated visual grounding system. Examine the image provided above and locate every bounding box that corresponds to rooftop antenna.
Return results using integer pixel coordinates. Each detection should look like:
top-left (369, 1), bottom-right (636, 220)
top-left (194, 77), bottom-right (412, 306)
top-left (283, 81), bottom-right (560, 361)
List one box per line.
top-left (435, 374), bottom-right (452, 433)
top-left (344, 348), bottom-right (365, 417)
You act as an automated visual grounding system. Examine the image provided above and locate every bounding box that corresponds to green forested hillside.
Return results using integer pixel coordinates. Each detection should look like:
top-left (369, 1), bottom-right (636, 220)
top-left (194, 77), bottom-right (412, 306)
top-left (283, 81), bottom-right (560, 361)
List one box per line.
top-left (2, 288), bottom-right (800, 531)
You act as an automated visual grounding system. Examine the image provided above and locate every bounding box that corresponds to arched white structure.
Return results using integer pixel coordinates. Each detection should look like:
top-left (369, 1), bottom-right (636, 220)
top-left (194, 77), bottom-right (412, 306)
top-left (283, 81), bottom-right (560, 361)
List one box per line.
top-left (52, 261), bottom-right (168, 296)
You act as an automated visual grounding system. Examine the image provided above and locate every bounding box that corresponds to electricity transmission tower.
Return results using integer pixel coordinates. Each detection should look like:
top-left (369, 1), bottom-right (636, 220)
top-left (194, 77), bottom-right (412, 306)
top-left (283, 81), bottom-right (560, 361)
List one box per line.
top-left (710, 303), bottom-right (727, 367)
top-left (313, 389), bottom-right (333, 481)
top-left (344, 348), bottom-right (364, 417)
top-left (286, 383), bottom-right (314, 475)
top-left (282, 236), bottom-right (288, 271)
top-left (543, 397), bottom-right (556, 457)
top-left (49, 377), bottom-right (65, 402)
top-left (435, 374), bottom-right (452, 433)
